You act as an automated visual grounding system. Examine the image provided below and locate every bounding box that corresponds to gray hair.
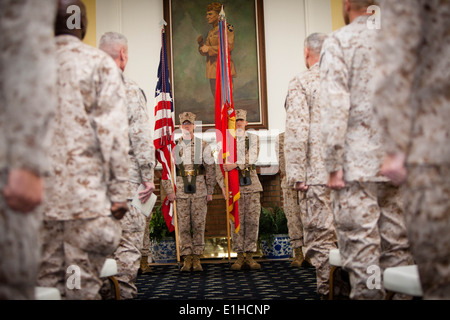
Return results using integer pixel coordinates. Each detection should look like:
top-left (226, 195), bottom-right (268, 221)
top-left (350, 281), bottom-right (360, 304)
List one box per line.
top-left (304, 33), bottom-right (328, 56)
top-left (99, 32), bottom-right (128, 59)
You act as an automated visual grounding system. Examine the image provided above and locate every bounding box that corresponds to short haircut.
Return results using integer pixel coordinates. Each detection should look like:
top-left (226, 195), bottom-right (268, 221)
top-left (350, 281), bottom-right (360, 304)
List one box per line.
top-left (99, 32), bottom-right (128, 59)
top-left (304, 33), bottom-right (328, 56)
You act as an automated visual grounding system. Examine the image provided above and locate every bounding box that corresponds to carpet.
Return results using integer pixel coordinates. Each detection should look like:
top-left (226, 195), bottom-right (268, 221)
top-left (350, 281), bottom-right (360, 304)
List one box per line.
top-left (135, 260), bottom-right (320, 301)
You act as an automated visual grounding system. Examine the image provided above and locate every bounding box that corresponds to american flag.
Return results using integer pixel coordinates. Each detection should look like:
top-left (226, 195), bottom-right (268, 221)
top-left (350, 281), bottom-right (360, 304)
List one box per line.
top-left (154, 29), bottom-right (175, 233)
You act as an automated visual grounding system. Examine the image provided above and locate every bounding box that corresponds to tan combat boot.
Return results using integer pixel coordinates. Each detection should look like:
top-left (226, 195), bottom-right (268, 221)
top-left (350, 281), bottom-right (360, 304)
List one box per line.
top-left (181, 255), bottom-right (193, 272)
top-left (231, 253), bottom-right (245, 271)
top-left (291, 248), bottom-right (305, 268)
top-left (192, 255), bottom-right (203, 272)
top-left (245, 252), bottom-right (261, 270)
top-left (140, 256), bottom-right (152, 274)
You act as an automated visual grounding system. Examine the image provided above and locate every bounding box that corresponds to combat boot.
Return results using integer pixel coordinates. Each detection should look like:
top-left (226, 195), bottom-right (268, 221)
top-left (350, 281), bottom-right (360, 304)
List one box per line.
top-left (291, 248), bottom-right (305, 268)
top-left (245, 252), bottom-right (261, 270)
top-left (181, 255), bottom-right (193, 272)
top-left (140, 255), bottom-right (152, 274)
top-left (231, 253), bottom-right (245, 271)
top-left (192, 255), bottom-right (203, 272)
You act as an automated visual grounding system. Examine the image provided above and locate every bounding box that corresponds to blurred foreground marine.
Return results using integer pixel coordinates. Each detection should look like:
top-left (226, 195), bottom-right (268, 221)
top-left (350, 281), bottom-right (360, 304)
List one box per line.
top-left (37, 0), bottom-right (130, 300)
top-left (0, 0), bottom-right (58, 300)
top-left (373, 0), bottom-right (450, 300)
top-left (320, 0), bottom-right (413, 299)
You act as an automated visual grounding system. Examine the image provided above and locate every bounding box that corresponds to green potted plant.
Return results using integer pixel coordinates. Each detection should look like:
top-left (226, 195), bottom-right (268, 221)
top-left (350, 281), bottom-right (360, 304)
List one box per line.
top-left (258, 206), bottom-right (292, 260)
top-left (149, 204), bottom-right (177, 264)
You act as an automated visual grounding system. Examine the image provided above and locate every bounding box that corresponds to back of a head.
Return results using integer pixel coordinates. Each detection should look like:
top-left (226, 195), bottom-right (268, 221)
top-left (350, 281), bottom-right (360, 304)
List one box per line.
top-left (305, 33), bottom-right (328, 57)
top-left (55, 0), bottom-right (87, 38)
top-left (99, 32), bottom-right (128, 59)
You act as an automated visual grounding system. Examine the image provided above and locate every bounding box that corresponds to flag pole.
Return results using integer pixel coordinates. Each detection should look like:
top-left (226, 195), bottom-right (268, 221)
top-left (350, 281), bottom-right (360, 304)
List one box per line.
top-left (170, 164), bottom-right (181, 269)
top-left (225, 168), bottom-right (232, 265)
top-left (219, 5), bottom-right (232, 265)
top-left (160, 22), bottom-right (181, 269)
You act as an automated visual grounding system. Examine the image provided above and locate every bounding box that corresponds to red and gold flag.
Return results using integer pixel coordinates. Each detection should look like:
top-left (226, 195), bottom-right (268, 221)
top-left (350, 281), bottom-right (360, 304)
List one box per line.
top-left (215, 7), bottom-right (240, 233)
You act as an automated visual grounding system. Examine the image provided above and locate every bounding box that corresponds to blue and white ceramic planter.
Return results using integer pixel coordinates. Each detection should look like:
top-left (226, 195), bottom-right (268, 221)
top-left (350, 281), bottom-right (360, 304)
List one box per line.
top-left (150, 238), bottom-right (177, 264)
top-left (261, 234), bottom-right (293, 260)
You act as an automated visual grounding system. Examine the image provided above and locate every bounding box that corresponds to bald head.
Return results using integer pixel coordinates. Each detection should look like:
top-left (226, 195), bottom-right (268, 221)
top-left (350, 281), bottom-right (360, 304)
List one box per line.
top-left (55, 0), bottom-right (87, 39)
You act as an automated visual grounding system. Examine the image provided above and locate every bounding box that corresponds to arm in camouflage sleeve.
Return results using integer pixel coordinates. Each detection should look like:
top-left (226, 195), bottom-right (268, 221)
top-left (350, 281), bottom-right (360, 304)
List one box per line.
top-left (94, 57), bottom-right (131, 204)
top-left (1, 0), bottom-right (57, 176)
top-left (127, 83), bottom-right (155, 183)
top-left (216, 164), bottom-right (225, 191)
top-left (246, 132), bottom-right (260, 169)
top-left (161, 179), bottom-right (175, 195)
top-left (285, 77), bottom-right (309, 187)
top-left (319, 36), bottom-right (350, 174)
top-left (203, 143), bottom-right (217, 195)
top-left (372, 0), bottom-right (421, 155)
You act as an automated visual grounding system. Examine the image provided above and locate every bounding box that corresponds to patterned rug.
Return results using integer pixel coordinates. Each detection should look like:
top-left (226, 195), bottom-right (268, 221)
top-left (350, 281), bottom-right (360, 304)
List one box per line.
top-left (135, 260), bottom-right (320, 301)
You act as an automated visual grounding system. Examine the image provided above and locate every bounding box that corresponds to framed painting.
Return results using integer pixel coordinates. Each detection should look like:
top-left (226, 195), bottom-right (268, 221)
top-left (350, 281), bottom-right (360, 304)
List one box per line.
top-left (163, 0), bottom-right (268, 131)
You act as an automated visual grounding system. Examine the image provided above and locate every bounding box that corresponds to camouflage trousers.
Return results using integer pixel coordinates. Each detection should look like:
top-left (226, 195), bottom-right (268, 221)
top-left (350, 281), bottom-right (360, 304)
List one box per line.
top-left (231, 192), bottom-right (261, 253)
top-left (283, 187), bottom-right (304, 249)
top-left (38, 216), bottom-right (121, 300)
top-left (177, 196), bottom-right (208, 256)
top-left (111, 202), bottom-right (146, 300)
top-left (332, 181), bottom-right (414, 300)
top-left (403, 165), bottom-right (450, 300)
top-left (0, 171), bottom-right (42, 300)
top-left (298, 186), bottom-right (337, 295)
top-left (141, 215), bottom-right (152, 257)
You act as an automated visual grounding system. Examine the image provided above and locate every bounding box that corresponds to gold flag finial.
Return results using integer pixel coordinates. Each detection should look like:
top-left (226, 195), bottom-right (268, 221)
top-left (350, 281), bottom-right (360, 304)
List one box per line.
top-left (219, 5), bottom-right (225, 20)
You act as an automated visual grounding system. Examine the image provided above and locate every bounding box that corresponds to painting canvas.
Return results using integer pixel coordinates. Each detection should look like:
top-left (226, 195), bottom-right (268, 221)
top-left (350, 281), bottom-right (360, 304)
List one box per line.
top-left (164, 0), bottom-right (268, 130)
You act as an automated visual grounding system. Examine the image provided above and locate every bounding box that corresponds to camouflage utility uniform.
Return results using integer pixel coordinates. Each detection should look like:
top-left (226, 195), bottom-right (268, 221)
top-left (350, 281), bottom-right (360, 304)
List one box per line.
top-left (373, 0), bottom-right (450, 300)
top-left (112, 76), bottom-right (155, 299)
top-left (0, 0), bottom-right (57, 300)
top-left (276, 133), bottom-right (305, 266)
top-left (285, 64), bottom-right (338, 296)
top-left (320, 15), bottom-right (414, 300)
top-left (217, 110), bottom-right (263, 270)
top-left (162, 113), bottom-right (216, 271)
top-left (38, 35), bottom-right (130, 300)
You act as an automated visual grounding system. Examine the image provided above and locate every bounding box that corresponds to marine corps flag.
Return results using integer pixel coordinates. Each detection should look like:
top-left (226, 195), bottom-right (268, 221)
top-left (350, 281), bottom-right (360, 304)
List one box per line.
top-left (215, 7), bottom-right (240, 234)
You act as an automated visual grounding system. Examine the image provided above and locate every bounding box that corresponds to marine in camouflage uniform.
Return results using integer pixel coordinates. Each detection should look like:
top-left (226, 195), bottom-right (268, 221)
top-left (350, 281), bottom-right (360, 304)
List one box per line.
top-left (162, 112), bottom-right (216, 272)
top-left (320, 1), bottom-right (414, 300)
top-left (276, 133), bottom-right (305, 267)
top-left (285, 33), bottom-right (338, 297)
top-left (217, 110), bottom-right (263, 271)
top-left (0, 0), bottom-right (58, 300)
top-left (37, 1), bottom-right (130, 300)
top-left (99, 32), bottom-right (156, 299)
top-left (373, 0), bottom-right (450, 300)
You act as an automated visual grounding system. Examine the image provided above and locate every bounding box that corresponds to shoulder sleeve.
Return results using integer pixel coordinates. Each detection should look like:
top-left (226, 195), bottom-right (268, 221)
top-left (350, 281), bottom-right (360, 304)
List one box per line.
top-left (285, 76), bottom-right (308, 185)
top-left (125, 79), bottom-right (155, 182)
top-left (319, 35), bottom-right (350, 173)
top-left (94, 56), bottom-right (131, 203)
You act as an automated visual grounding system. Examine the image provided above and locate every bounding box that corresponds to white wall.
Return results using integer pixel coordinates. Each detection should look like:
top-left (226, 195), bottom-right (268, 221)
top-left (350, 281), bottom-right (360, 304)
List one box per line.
top-left (96, 0), bottom-right (333, 134)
